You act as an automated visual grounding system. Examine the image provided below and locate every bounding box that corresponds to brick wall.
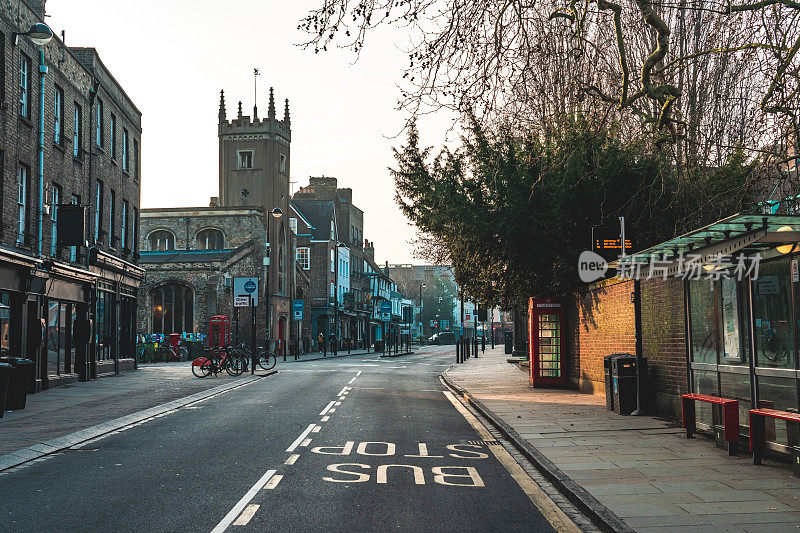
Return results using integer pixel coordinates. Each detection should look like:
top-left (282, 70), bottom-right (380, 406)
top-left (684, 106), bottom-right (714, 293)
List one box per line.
top-left (568, 277), bottom-right (636, 394)
top-left (641, 277), bottom-right (687, 418)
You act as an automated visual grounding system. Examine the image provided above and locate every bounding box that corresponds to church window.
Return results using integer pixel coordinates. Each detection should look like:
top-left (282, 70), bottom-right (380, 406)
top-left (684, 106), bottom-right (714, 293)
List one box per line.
top-left (280, 153), bottom-right (287, 173)
top-left (148, 230), bottom-right (175, 251)
top-left (150, 283), bottom-right (193, 335)
top-left (238, 150), bottom-right (253, 169)
top-left (196, 228), bottom-right (224, 250)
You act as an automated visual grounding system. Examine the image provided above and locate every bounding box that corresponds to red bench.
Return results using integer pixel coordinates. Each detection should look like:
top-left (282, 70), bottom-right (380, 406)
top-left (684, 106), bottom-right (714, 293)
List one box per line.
top-left (682, 393), bottom-right (740, 455)
top-left (750, 408), bottom-right (800, 475)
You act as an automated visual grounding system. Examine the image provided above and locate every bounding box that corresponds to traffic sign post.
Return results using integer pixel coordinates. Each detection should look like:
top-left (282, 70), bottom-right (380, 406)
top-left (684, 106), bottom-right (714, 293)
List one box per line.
top-left (233, 277), bottom-right (259, 306)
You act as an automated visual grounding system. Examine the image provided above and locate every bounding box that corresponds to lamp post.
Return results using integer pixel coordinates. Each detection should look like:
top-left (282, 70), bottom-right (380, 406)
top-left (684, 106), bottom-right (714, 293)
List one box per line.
top-left (262, 207), bottom-right (282, 370)
top-left (418, 282), bottom-right (426, 342)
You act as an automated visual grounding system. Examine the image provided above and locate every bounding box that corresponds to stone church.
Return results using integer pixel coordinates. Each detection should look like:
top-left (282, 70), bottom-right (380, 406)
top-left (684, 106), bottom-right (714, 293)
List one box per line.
top-left (137, 89), bottom-right (308, 354)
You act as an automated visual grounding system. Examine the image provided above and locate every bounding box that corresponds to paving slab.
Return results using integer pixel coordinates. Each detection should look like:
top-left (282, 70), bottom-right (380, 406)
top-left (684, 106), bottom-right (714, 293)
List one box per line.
top-left (444, 346), bottom-right (800, 532)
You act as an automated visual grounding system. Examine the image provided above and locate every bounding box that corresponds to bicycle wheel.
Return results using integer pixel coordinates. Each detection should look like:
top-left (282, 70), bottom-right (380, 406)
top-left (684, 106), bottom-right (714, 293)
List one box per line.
top-left (257, 352), bottom-right (277, 370)
top-left (192, 359), bottom-right (213, 378)
top-left (225, 356), bottom-right (244, 376)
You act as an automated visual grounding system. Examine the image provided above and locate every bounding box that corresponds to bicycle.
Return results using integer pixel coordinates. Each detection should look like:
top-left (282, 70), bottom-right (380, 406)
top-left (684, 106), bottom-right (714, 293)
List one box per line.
top-left (234, 342), bottom-right (277, 370)
top-left (191, 346), bottom-right (244, 378)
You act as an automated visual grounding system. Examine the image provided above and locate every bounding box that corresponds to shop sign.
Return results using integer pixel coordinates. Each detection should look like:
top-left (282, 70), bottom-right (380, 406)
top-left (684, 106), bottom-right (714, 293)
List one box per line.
top-left (793, 259), bottom-right (799, 283)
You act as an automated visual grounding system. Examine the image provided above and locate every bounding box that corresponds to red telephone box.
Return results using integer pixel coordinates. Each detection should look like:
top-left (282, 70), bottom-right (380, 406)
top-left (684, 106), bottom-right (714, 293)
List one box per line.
top-left (529, 297), bottom-right (567, 388)
top-left (209, 315), bottom-right (230, 348)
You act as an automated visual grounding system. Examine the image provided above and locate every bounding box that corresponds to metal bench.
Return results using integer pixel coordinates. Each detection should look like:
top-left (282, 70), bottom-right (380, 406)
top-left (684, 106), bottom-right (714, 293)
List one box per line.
top-left (682, 393), bottom-right (740, 455)
top-left (750, 408), bottom-right (800, 475)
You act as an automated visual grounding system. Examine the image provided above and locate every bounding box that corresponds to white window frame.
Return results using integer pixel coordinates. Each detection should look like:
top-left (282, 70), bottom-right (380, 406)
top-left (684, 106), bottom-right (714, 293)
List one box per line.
top-left (54, 87), bottom-right (63, 144)
top-left (280, 153), bottom-right (286, 173)
top-left (238, 150), bottom-right (254, 169)
top-left (296, 247), bottom-right (310, 270)
top-left (289, 217), bottom-right (297, 234)
top-left (17, 166), bottom-right (27, 243)
top-left (19, 55), bottom-right (29, 118)
top-left (50, 184), bottom-right (60, 255)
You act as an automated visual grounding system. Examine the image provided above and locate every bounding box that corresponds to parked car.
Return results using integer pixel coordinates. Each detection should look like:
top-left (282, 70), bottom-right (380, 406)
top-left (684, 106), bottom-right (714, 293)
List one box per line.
top-left (427, 332), bottom-right (456, 345)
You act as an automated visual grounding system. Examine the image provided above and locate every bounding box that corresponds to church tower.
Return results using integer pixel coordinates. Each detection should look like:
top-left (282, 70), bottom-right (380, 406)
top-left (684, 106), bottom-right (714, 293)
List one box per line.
top-left (218, 87), bottom-right (291, 213)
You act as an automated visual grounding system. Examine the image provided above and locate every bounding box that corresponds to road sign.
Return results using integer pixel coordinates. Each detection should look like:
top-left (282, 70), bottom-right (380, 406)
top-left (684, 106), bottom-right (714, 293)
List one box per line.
top-left (234, 296), bottom-right (251, 308)
top-left (380, 301), bottom-right (391, 321)
top-left (293, 299), bottom-right (304, 320)
top-left (233, 276), bottom-right (258, 306)
top-left (592, 227), bottom-right (635, 261)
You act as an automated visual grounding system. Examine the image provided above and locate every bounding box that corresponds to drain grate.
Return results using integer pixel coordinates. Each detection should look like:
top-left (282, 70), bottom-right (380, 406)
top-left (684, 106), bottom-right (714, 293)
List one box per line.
top-left (468, 440), bottom-right (501, 446)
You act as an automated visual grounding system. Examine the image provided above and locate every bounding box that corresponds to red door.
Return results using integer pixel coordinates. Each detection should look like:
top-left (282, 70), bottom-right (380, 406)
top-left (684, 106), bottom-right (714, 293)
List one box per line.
top-left (529, 298), bottom-right (567, 388)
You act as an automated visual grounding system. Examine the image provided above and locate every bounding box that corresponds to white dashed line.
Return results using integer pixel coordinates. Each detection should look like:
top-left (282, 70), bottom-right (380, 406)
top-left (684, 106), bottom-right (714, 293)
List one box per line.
top-left (335, 401), bottom-right (342, 406)
top-left (264, 475), bottom-right (283, 490)
top-left (286, 424), bottom-right (316, 452)
top-left (232, 504), bottom-right (260, 526)
top-left (319, 401), bottom-right (336, 416)
top-left (312, 425), bottom-right (321, 433)
top-left (348, 376), bottom-right (357, 384)
top-left (320, 416), bottom-right (330, 422)
top-left (300, 438), bottom-right (312, 447)
top-left (210, 470), bottom-right (276, 533)
top-left (356, 371), bottom-right (362, 376)
top-left (337, 387), bottom-right (348, 396)
top-left (285, 454), bottom-right (299, 465)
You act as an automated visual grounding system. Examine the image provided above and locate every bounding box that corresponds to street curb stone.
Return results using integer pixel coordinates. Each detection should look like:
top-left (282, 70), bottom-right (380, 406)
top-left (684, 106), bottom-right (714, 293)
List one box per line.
top-left (440, 371), bottom-right (634, 533)
top-left (0, 371), bottom-right (277, 473)
top-left (379, 351), bottom-right (415, 358)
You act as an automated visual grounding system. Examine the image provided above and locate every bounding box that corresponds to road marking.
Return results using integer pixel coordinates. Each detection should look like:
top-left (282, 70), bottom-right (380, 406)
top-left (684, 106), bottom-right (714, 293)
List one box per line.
top-left (441, 389), bottom-right (580, 533)
top-left (337, 387), bottom-right (348, 396)
top-left (301, 438), bottom-right (312, 447)
top-left (312, 426), bottom-right (321, 433)
top-left (286, 424), bottom-right (316, 452)
top-left (285, 454), bottom-right (299, 465)
top-left (210, 470), bottom-right (276, 533)
top-left (264, 475), bottom-right (283, 490)
top-left (329, 408), bottom-right (336, 413)
top-left (319, 401), bottom-right (336, 416)
top-left (231, 504), bottom-right (259, 526)
top-left (335, 401), bottom-right (342, 406)
top-left (348, 376), bottom-right (357, 384)
top-left (321, 416), bottom-right (330, 422)
top-left (356, 370), bottom-right (362, 376)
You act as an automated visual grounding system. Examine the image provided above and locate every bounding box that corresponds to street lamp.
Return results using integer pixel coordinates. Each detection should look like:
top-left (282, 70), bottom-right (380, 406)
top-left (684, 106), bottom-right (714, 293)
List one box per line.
top-left (418, 282), bottom-right (426, 340)
top-left (13, 22), bottom-right (53, 46)
top-left (264, 207), bottom-right (282, 360)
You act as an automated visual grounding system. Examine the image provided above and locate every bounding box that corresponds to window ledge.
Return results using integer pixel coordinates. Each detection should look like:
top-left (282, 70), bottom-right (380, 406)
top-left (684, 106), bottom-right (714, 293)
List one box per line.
top-left (18, 116), bottom-right (33, 129)
top-left (53, 142), bottom-right (65, 153)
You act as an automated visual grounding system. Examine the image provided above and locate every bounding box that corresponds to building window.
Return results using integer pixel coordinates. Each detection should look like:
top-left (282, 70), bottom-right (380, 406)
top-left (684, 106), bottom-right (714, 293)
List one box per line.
top-left (148, 230), bottom-right (175, 251)
top-left (121, 200), bottom-right (128, 251)
top-left (109, 189), bottom-right (116, 248)
top-left (96, 98), bottom-right (104, 148)
top-left (17, 165), bottom-right (28, 244)
top-left (70, 195), bottom-right (80, 261)
top-left (280, 153), bottom-right (287, 173)
top-left (289, 217), bottom-right (297, 234)
top-left (133, 138), bottom-right (139, 179)
top-left (330, 247), bottom-right (335, 272)
top-left (0, 32), bottom-right (5, 103)
top-left (54, 86), bottom-right (63, 145)
top-left (94, 180), bottom-right (103, 244)
top-left (296, 247), bottom-right (310, 270)
top-left (238, 150), bottom-right (253, 169)
top-left (150, 283), bottom-right (193, 335)
top-left (50, 184), bottom-right (61, 256)
top-left (110, 113), bottom-right (116, 158)
top-left (133, 207), bottom-right (139, 254)
top-left (19, 54), bottom-right (30, 119)
top-left (122, 128), bottom-right (129, 171)
top-left (73, 104), bottom-right (83, 159)
top-left (196, 228), bottom-right (224, 250)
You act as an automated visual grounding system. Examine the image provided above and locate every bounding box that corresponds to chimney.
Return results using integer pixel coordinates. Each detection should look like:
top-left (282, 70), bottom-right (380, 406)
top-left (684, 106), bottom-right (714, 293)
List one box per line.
top-left (25, 0), bottom-right (47, 19)
top-left (364, 239), bottom-right (375, 261)
top-left (210, 197), bottom-right (219, 207)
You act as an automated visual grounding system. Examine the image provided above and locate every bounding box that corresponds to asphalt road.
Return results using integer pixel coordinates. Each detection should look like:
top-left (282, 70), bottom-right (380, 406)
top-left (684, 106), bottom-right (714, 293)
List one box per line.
top-left (0, 346), bottom-right (560, 532)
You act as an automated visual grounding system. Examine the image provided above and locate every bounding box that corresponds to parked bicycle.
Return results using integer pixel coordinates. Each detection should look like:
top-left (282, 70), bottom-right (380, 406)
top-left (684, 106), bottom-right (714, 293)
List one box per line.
top-left (191, 345), bottom-right (244, 378)
top-left (234, 342), bottom-right (277, 370)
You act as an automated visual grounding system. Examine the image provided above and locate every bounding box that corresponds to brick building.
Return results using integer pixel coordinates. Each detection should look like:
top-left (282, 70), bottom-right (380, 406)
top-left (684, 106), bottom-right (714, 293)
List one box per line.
top-left (0, 0), bottom-right (143, 391)
top-left (138, 89), bottom-right (302, 355)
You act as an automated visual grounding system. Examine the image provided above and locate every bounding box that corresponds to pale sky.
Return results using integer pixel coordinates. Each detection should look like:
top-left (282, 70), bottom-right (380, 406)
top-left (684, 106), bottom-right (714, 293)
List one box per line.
top-left (45, 0), bottom-right (457, 265)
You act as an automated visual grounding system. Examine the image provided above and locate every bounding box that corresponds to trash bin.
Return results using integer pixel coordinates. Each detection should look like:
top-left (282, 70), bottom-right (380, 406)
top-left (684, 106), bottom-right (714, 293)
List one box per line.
top-left (504, 331), bottom-right (513, 354)
top-left (604, 354), bottom-right (625, 411)
top-left (0, 362), bottom-right (12, 418)
top-left (374, 340), bottom-right (385, 352)
top-left (611, 354), bottom-right (648, 416)
top-left (0, 357), bottom-right (33, 410)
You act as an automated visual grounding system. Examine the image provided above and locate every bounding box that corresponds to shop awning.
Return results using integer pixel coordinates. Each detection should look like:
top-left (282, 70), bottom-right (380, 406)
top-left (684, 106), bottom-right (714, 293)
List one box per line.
top-left (611, 213), bottom-right (800, 277)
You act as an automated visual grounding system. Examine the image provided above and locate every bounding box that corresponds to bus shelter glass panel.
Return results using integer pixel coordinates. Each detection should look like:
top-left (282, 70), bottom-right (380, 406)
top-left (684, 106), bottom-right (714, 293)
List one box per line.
top-left (752, 257), bottom-right (795, 370)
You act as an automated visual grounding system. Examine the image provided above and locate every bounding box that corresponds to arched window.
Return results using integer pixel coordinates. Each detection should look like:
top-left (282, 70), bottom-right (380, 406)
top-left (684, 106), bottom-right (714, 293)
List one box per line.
top-left (196, 228), bottom-right (224, 250)
top-left (150, 283), bottom-right (193, 334)
top-left (148, 230), bottom-right (175, 251)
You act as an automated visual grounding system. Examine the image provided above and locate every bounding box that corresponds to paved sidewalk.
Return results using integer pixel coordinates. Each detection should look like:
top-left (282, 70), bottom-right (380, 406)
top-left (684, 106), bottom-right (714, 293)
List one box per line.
top-left (445, 347), bottom-right (800, 533)
top-left (0, 363), bottom-right (255, 455)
